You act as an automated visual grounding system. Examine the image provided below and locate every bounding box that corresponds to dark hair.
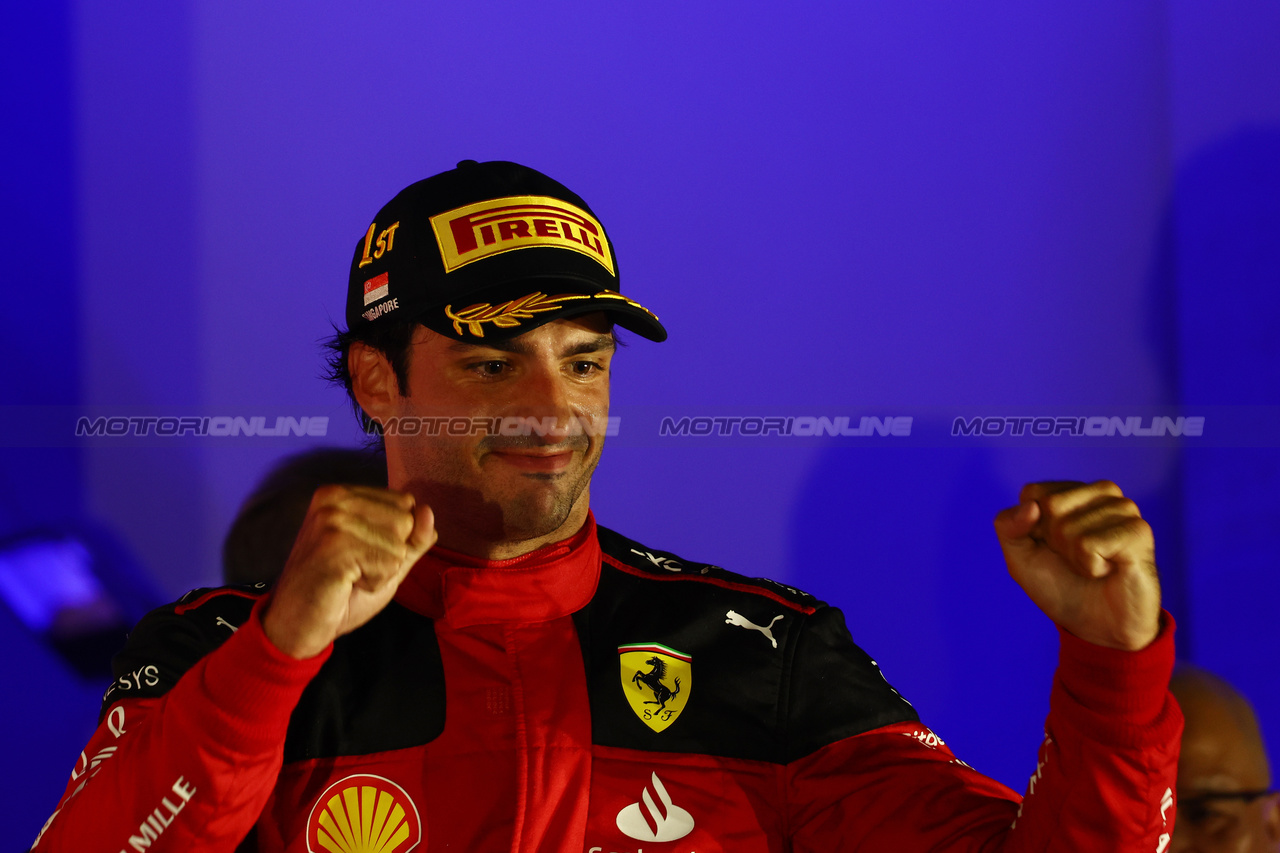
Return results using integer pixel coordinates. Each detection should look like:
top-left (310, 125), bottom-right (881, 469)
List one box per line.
top-left (322, 319), bottom-right (421, 435)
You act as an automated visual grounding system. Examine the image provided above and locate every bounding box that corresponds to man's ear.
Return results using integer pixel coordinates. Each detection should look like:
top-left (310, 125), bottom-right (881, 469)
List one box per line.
top-left (349, 342), bottom-right (400, 429)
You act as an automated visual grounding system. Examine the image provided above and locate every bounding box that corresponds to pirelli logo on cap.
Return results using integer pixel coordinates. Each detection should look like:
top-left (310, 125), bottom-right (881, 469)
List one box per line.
top-left (430, 195), bottom-right (615, 275)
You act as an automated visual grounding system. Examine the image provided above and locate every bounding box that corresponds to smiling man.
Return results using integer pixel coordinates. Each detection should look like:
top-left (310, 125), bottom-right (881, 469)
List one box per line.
top-left (354, 318), bottom-right (616, 558)
top-left (34, 160), bottom-right (1182, 852)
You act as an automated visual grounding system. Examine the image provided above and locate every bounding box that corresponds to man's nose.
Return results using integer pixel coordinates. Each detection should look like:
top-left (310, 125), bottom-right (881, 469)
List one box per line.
top-left (511, 363), bottom-right (578, 427)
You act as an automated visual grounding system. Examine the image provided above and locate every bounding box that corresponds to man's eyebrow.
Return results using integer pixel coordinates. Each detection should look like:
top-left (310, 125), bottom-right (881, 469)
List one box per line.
top-left (445, 339), bottom-right (521, 355)
top-left (563, 335), bottom-right (618, 357)
top-left (444, 333), bottom-right (617, 357)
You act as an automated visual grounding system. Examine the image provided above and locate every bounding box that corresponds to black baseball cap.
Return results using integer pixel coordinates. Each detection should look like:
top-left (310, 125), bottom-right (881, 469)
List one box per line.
top-left (345, 160), bottom-right (667, 343)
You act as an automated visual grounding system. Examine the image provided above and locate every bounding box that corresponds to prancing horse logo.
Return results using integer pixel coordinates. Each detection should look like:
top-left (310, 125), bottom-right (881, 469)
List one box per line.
top-left (633, 657), bottom-right (682, 710)
top-left (725, 610), bottom-right (784, 648)
top-left (618, 643), bottom-right (692, 733)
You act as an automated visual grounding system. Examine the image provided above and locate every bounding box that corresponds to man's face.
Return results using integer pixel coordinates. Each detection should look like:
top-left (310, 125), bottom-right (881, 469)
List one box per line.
top-left (1171, 681), bottom-right (1280, 853)
top-left (372, 312), bottom-right (615, 550)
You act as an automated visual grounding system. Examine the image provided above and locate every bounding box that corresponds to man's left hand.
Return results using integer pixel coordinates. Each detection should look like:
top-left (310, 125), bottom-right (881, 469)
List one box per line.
top-left (994, 480), bottom-right (1161, 651)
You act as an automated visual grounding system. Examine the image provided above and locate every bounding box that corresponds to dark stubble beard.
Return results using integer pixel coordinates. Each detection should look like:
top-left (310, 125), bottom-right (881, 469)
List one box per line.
top-left (495, 450), bottom-right (599, 541)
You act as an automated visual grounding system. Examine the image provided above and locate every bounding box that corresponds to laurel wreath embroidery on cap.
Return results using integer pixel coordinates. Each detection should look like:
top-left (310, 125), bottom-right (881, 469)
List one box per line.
top-left (445, 292), bottom-right (579, 337)
top-left (444, 290), bottom-right (657, 337)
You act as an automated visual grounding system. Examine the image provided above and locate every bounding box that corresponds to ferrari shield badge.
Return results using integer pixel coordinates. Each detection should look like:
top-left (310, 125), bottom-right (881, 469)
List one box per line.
top-left (618, 643), bottom-right (692, 733)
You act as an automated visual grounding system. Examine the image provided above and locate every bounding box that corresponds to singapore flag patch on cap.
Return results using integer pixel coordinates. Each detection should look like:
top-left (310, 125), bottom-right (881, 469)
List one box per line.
top-left (363, 271), bottom-right (390, 306)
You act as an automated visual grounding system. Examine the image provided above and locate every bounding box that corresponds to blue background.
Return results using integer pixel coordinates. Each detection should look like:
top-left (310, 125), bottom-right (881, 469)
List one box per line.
top-left (4, 1), bottom-right (1279, 844)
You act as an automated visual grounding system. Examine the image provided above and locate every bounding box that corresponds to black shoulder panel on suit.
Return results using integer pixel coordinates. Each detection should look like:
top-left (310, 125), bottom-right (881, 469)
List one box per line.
top-left (102, 585), bottom-right (264, 718)
top-left (284, 601), bottom-right (445, 762)
top-left (782, 605), bottom-right (919, 761)
top-left (578, 528), bottom-right (918, 764)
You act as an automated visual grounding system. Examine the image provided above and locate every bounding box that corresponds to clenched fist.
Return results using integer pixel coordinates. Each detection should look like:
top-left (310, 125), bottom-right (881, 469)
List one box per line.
top-left (262, 485), bottom-right (437, 659)
top-left (994, 480), bottom-right (1161, 651)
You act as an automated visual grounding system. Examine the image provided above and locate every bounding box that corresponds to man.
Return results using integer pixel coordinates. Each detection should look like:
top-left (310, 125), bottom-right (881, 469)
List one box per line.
top-left (32, 160), bottom-right (1181, 851)
top-left (1171, 666), bottom-right (1278, 853)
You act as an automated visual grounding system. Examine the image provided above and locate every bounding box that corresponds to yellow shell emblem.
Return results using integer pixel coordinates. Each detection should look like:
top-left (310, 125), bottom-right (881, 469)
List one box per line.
top-left (619, 643), bottom-right (692, 733)
top-left (306, 774), bottom-right (422, 853)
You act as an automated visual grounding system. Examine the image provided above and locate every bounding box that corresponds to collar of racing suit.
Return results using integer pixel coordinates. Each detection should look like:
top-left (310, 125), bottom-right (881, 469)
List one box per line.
top-left (393, 510), bottom-right (602, 628)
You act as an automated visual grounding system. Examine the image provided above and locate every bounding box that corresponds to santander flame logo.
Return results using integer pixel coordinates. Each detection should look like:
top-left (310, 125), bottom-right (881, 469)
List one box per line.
top-left (615, 772), bottom-right (695, 842)
top-left (306, 774), bottom-right (422, 853)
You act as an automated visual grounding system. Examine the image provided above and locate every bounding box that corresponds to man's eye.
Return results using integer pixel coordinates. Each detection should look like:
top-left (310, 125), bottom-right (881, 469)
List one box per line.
top-left (474, 361), bottom-right (506, 376)
top-left (1185, 805), bottom-right (1237, 836)
top-left (1199, 811), bottom-right (1237, 840)
top-left (571, 360), bottom-right (603, 376)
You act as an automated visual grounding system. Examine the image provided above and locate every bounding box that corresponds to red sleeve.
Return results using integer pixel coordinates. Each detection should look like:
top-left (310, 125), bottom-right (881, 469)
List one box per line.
top-left (786, 614), bottom-right (1183, 852)
top-left (30, 599), bottom-right (329, 852)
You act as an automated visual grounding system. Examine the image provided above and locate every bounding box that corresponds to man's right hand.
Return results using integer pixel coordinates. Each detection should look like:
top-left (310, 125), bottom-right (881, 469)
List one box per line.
top-left (262, 485), bottom-right (437, 659)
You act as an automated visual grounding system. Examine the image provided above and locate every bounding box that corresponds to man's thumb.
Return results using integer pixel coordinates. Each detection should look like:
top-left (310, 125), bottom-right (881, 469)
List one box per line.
top-left (406, 503), bottom-right (438, 559)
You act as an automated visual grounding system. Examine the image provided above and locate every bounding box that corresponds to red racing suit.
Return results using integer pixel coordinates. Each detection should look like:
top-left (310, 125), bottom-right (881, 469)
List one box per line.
top-left (31, 514), bottom-right (1182, 852)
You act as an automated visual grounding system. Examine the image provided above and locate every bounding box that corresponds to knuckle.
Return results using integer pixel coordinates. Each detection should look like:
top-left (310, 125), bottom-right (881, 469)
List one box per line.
top-left (316, 526), bottom-right (348, 551)
top-left (314, 507), bottom-right (347, 533)
top-left (1125, 517), bottom-right (1154, 541)
top-left (1092, 479), bottom-right (1122, 496)
top-left (374, 487), bottom-right (413, 511)
top-left (337, 558), bottom-right (363, 583)
top-left (1041, 498), bottom-right (1069, 528)
top-left (354, 548), bottom-right (385, 577)
top-left (367, 550), bottom-right (406, 581)
top-left (393, 512), bottom-right (415, 539)
top-left (312, 483), bottom-right (348, 505)
top-left (375, 535), bottom-right (407, 560)
top-left (1114, 497), bottom-right (1140, 516)
top-left (1040, 491), bottom-right (1070, 515)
